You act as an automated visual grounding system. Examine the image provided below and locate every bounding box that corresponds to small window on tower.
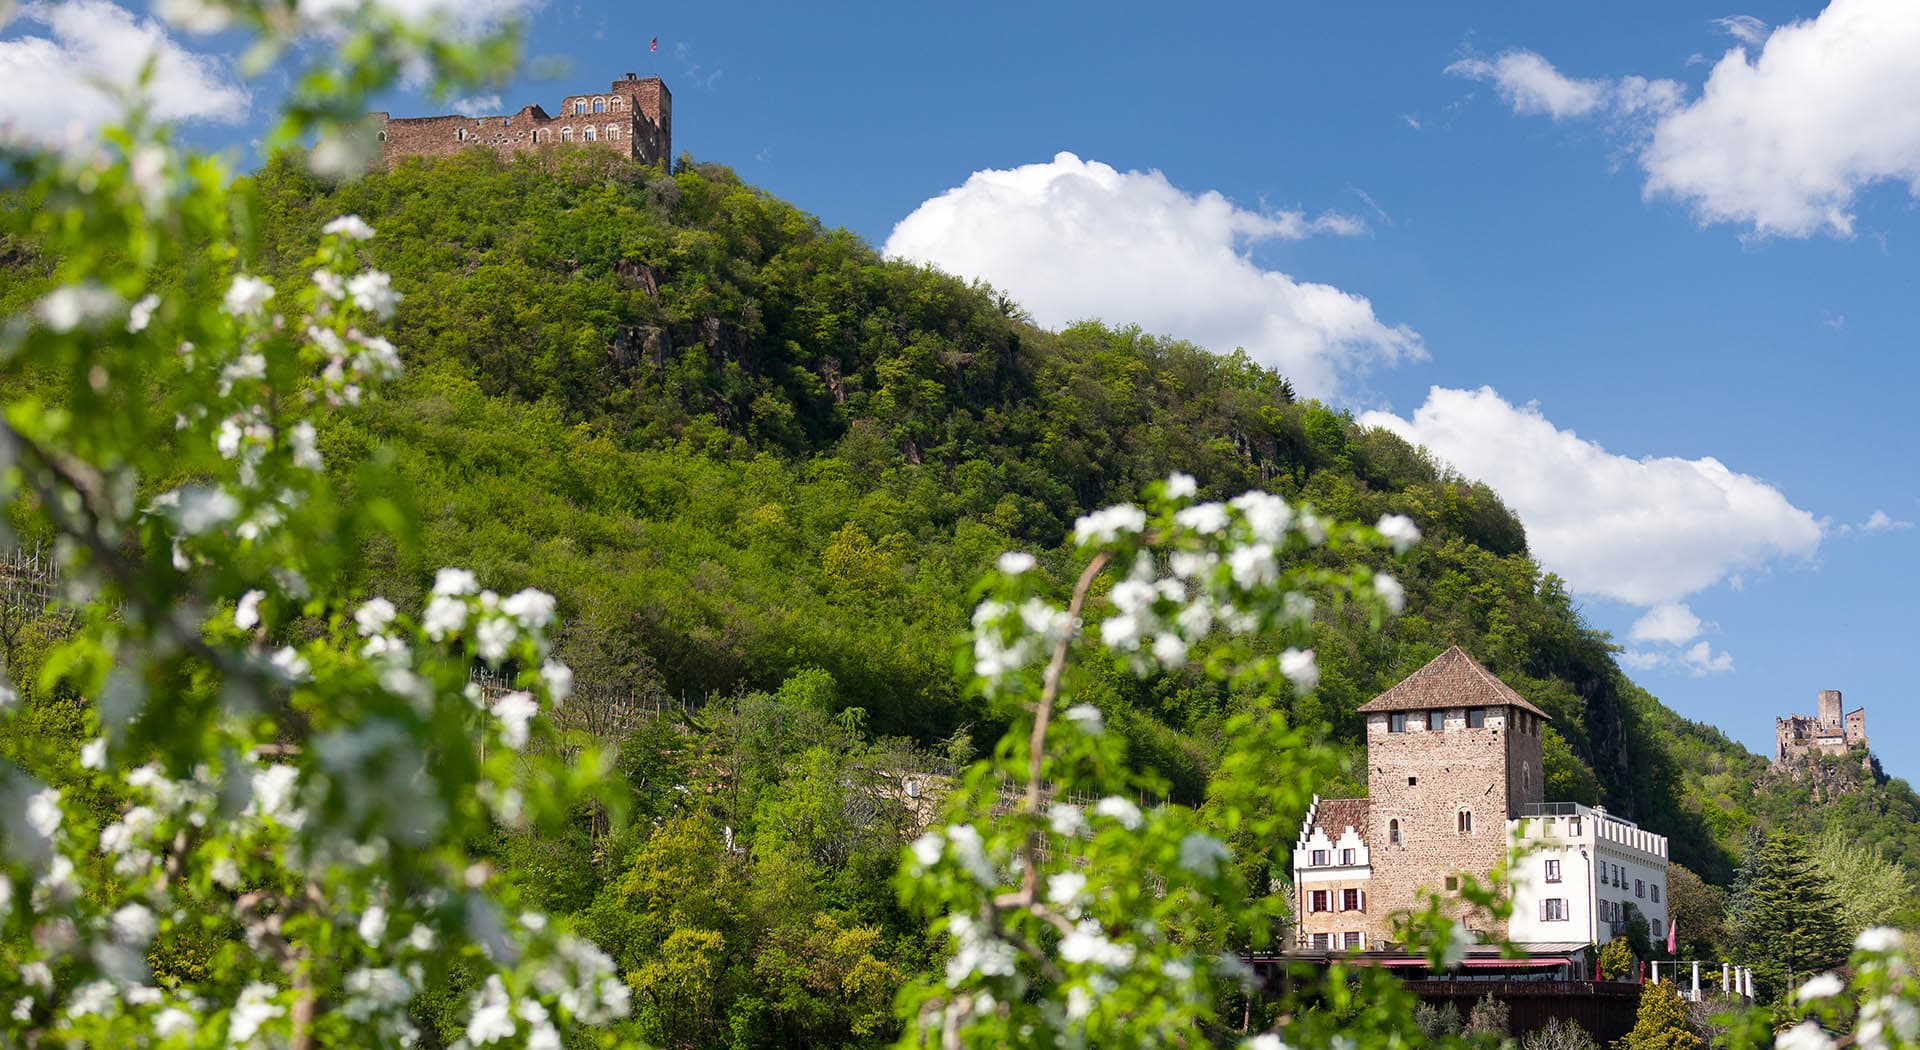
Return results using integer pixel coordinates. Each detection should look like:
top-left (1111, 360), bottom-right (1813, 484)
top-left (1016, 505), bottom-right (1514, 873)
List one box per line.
top-left (1388, 819), bottom-right (1401, 844)
top-left (1457, 809), bottom-right (1473, 834)
top-left (1467, 707), bottom-right (1487, 728)
top-left (1389, 713), bottom-right (1407, 733)
top-left (1428, 710), bottom-right (1444, 731)
top-left (1545, 859), bottom-right (1562, 883)
top-left (1407, 776), bottom-right (1417, 786)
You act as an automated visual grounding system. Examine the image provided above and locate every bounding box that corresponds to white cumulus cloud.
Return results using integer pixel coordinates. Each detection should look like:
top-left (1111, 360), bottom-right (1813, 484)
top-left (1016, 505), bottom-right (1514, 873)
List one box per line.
top-left (1446, 51), bottom-right (1684, 122)
top-left (882, 152), bottom-right (1424, 399)
top-left (1629, 602), bottom-right (1703, 646)
top-left (1359, 386), bottom-right (1822, 606)
top-left (449, 94), bottom-right (502, 117)
top-left (1460, 0), bottom-right (1920, 238)
top-left (0, 0), bottom-right (249, 145)
top-left (1835, 509), bottom-right (1914, 537)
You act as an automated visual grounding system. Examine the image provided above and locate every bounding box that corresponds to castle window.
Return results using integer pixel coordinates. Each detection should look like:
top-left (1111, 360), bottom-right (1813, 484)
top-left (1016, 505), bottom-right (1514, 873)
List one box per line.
top-left (1388, 819), bottom-right (1401, 845)
top-left (1341, 889), bottom-right (1361, 911)
top-left (377, 131), bottom-right (386, 141)
top-left (1445, 876), bottom-right (1459, 891)
top-left (1569, 816), bottom-right (1582, 836)
top-left (583, 126), bottom-right (596, 141)
top-left (1542, 898), bottom-right (1568, 922)
top-left (535, 129), bottom-right (545, 143)
top-left (1545, 858), bottom-right (1561, 883)
top-left (594, 97), bottom-right (606, 113)
top-left (1522, 761), bottom-right (1531, 792)
top-left (1340, 848), bottom-right (1356, 865)
top-left (574, 99), bottom-right (587, 115)
top-left (1428, 710), bottom-right (1444, 731)
top-left (1651, 884), bottom-right (1661, 903)
top-left (1407, 777), bottom-right (1417, 787)
top-left (610, 96), bottom-right (624, 110)
top-left (606, 124), bottom-right (620, 140)
top-left (1388, 713), bottom-right (1407, 733)
top-left (1311, 933), bottom-right (1330, 949)
top-left (1636, 879), bottom-right (1645, 898)
top-left (1467, 707), bottom-right (1487, 728)
top-left (561, 127), bottom-right (572, 142)
top-left (1343, 932), bottom-right (1363, 949)
top-left (1310, 849), bottom-right (1328, 866)
top-left (1309, 890), bottom-right (1329, 913)
top-left (1457, 809), bottom-right (1473, 834)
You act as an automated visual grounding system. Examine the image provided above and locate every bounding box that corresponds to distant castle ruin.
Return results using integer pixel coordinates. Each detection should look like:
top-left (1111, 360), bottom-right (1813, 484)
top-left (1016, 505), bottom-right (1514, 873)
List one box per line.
top-left (1774, 689), bottom-right (1867, 764)
top-left (372, 74), bottom-right (671, 169)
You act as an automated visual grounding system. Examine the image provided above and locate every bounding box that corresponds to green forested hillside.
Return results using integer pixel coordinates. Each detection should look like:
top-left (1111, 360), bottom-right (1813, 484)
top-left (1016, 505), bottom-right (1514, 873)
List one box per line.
top-left (6, 145), bottom-right (1918, 1045)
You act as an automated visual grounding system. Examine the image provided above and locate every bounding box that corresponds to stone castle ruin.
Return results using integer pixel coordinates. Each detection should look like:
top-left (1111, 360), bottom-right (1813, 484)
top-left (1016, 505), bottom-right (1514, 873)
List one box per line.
top-left (372, 74), bottom-right (671, 169)
top-left (1774, 689), bottom-right (1867, 764)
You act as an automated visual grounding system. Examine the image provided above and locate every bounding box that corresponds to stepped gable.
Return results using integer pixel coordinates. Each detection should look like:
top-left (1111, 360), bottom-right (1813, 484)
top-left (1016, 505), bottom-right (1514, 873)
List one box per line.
top-left (1354, 645), bottom-right (1549, 719)
top-left (1308, 797), bottom-right (1370, 844)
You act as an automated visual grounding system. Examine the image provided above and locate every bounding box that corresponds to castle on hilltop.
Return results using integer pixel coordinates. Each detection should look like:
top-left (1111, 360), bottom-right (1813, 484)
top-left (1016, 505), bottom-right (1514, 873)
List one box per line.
top-left (372, 74), bottom-right (671, 169)
top-left (1774, 689), bottom-right (1867, 764)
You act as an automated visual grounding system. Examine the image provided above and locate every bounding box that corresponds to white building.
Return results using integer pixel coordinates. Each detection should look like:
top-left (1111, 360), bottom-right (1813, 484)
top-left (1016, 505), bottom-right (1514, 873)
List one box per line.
top-left (1509, 802), bottom-right (1669, 948)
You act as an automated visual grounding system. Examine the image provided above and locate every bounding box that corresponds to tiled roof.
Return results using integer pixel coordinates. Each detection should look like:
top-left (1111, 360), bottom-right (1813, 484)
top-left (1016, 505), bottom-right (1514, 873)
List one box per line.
top-left (1311, 798), bottom-right (1370, 845)
top-left (1354, 645), bottom-right (1550, 719)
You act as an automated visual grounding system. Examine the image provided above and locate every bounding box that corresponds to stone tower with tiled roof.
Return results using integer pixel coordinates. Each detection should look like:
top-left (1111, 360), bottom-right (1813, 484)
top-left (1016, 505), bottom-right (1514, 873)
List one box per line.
top-left (1362, 646), bottom-right (1547, 939)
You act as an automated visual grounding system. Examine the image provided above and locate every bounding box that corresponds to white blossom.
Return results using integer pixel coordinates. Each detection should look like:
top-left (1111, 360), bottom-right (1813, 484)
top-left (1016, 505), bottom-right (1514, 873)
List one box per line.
top-left (1858, 927), bottom-right (1905, 954)
top-left (432, 567), bottom-right (479, 596)
top-left (0, 875), bottom-right (10, 918)
top-left (127, 293), bottom-right (160, 333)
top-left (235, 589), bottom-right (265, 630)
top-left (354, 598), bottom-right (397, 636)
top-left (1152, 632), bottom-right (1188, 666)
top-left (80, 737), bottom-right (107, 771)
top-left (1178, 833), bottom-right (1232, 877)
top-left (1373, 573), bottom-right (1406, 615)
top-left (1093, 796), bottom-right (1142, 830)
top-left (1066, 983), bottom-right (1094, 1020)
top-left (408, 924), bottom-right (437, 952)
top-left (945, 824), bottom-right (996, 886)
top-left (154, 1007), bottom-right (196, 1037)
top-left (1230, 491), bottom-right (1293, 542)
top-left (1228, 543), bottom-right (1278, 589)
top-left (476, 616), bottom-right (516, 665)
top-left (492, 692), bottom-right (538, 750)
top-left (1173, 501), bottom-right (1229, 536)
top-left (110, 902), bottom-right (157, 945)
top-left (245, 765), bottom-right (304, 829)
top-left (212, 857), bottom-right (242, 890)
top-left (346, 269), bottom-right (400, 319)
top-left (996, 550), bottom-right (1036, 575)
top-left (229, 983), bottom-right (284, 1045)
top-left (312, 269), bottom-right (346, 300)
top-left (66, 980), bottom-right (117, 1018)
top-left (910, 832), bottom-right (944, 867)
top-left (1797, 973), bottom-right (1845, 1001)
top-left (172, 486), bottom-right (240, 535)
top-left (270, 646), bottom-right (310, 681)
top-left (324, 214), bottom-right (377, 241)
top-left (37, 283), bottom-right (121, 332)
top-left (288, 421), bottom-right (323, 471)
top-left (1049, 802), bottom-right (1088, 838)
top-left (501, 588), bottom-right (557, 629)
top-left (358, 904), bottom-right (388, 945)
top-left (26, 788), bottom-right (62, 839)
top-left (1376, 513), bottom-right (1422, 553)
top-left (422, 594), bottom-right (468, 641)
top-left (944, 913), bottom-right (1017, 987)
top-left (1060, 920), bottom-right (1135, 968)
top-left (540, 661), bottom-right (573, 704)
top-left (1063, 703), bottom-right (1104, 736)
top-left (467, 975), bottom-right (515, 1045)
top-left (223, 275), bottom-right (275, 319)
top-left (1776, 1021), bottom-right (1837, 1050)
top-left (1046, 871), bottom-right (1087, 906)
top-left (1245, 1036), bottom-right (1289, 1050)
top-left (1280, 648), bottom-right (1320, 692)
top-left (1073, 503), bottom-right (1147, 546)
top-left (1441, 921), bottom-right (1475, 968)
top-left (1165, 472), bottom-right (1198, 499)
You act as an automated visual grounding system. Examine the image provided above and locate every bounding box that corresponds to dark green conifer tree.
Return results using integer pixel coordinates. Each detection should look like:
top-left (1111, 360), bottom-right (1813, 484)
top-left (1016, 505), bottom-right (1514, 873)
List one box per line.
top-left (1729, 830), bottom-right (1850, 998)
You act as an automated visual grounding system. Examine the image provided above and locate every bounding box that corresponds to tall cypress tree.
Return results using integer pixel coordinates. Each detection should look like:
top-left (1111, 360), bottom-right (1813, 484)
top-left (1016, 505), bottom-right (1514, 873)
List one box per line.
top-left (1730, 830), bottom-right (1850, 998)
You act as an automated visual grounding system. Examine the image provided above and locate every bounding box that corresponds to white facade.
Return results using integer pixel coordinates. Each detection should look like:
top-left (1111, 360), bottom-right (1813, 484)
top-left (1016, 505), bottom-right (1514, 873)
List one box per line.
top-left (1508, 803), bottom-right (1669, 948)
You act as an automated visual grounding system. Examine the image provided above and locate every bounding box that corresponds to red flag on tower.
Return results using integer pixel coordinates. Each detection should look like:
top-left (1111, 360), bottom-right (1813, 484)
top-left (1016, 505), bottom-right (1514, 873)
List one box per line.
top-left (649, 37), bottom-right (658, 52)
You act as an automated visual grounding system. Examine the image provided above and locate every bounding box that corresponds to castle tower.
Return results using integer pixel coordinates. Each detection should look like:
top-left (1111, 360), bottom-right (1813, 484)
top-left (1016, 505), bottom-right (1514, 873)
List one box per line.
top-left (1818, 689), bottom-right (1843, 729)
top-left (1354, 646), bottom-right (1549, 932)
top-left (608, 74), bottom-right (672, 167)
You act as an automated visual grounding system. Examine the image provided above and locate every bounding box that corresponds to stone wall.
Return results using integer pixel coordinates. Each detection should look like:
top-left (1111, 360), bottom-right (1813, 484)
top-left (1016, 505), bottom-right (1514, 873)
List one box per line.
top-left (1363, 706), bottom-right (1540, 933)
top-left (374, 75), bottom-right (671, 169)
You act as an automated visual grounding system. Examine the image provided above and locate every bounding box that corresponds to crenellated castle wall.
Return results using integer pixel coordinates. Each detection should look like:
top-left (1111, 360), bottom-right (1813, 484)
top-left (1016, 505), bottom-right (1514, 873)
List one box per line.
top-left (373, 74), bottom-right (671, 169)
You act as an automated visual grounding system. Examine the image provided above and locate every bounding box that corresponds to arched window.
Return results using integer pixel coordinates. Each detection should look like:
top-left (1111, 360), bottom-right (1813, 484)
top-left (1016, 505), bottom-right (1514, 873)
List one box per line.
top-left (560, 126), bottom-right (572, 142)
top-left (1457, 809), bottom-right (1473, 835)
top-left (377, 131), bottom-right (386, 142)
top-left (593, 97), bottom-right (606, 113)
top-left (583, 126), bottom-right (596, 141)
top-left (534, 129), bottom-right (545, 143)
top-left (1522, 761), bottom-right (1531, 792)
top-left (1388, 819), bottom-right (1401, 845)
top-left (605, 124), bottom-right (620, 140)
top-left (573, 99), bottom-right (587, 115)
top-left (609, 97), bottom-right (624, 111)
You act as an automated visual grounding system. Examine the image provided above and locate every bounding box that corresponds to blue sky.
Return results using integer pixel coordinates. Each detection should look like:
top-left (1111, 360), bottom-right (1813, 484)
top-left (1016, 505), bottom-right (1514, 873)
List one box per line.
top-left (6, 0), bottom-right (1916, 780)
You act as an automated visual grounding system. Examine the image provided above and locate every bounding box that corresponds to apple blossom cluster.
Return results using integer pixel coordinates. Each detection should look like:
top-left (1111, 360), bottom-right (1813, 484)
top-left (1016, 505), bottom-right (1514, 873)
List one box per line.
top-left (1770, 928), bottom-right (1919, 1050)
